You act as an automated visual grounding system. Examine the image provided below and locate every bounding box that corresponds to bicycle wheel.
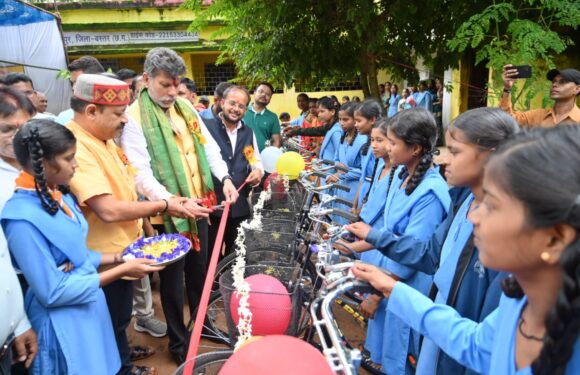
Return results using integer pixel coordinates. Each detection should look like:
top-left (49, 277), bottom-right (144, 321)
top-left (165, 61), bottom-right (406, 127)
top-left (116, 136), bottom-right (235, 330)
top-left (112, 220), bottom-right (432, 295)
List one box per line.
top-left (173, 350), bottom-right (234, 375)
top-left (187, 291), bottom-right (230, 346)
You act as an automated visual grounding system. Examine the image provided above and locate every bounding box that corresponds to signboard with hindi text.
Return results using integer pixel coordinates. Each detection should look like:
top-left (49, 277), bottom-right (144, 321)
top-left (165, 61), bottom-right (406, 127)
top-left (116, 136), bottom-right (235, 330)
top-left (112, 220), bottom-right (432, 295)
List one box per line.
top-left (64, 30), bottom-right (200, 47)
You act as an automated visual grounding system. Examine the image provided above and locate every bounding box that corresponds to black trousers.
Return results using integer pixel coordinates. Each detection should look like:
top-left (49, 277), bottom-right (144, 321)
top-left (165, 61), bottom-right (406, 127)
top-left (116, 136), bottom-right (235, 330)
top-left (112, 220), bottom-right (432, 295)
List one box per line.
top-left (208, 214), bottom-right (250, 262)
top-left (155, 219), bottom-right (209, 362)
top-left (103, 278), bottom-right (134, 375)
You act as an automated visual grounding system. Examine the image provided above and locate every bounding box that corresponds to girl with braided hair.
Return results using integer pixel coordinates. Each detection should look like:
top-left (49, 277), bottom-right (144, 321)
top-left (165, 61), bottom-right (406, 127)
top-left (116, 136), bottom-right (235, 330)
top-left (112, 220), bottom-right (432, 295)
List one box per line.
top-left (352, 99), bottom-right (385, 212)
top-left (375, 108), bottom-right (451, 375)
top-left (353, 125), bottom-right (580, 375)
top-left (1, 119), bottom-right (163, 375)
top-left (348, 107), bottom-right (520, 375)
top-left (327, 102), bottom-right (368, 224)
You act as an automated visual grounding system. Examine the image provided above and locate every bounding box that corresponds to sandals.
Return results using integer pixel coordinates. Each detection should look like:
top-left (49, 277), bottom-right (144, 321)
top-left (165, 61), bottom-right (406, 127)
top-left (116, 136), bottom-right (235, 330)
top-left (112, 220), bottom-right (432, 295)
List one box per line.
top-left (131, 365), bottom-right (158, 375)
top-left (130, 345), bottom-right (155, 361)
top-left (359, 345), bottom-right (386, 375)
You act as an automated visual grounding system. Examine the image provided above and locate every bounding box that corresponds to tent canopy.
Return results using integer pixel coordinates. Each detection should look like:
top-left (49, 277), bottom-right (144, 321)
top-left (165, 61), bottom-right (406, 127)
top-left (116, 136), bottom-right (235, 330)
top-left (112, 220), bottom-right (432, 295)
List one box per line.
top-left (0, 0), bottom-right (71, 114)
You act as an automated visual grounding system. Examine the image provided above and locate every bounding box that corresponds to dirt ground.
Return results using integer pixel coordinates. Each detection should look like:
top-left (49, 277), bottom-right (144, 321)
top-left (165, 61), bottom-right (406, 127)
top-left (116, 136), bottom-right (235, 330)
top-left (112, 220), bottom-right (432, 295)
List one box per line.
top-left (128, 274), bottom-right (371, 375)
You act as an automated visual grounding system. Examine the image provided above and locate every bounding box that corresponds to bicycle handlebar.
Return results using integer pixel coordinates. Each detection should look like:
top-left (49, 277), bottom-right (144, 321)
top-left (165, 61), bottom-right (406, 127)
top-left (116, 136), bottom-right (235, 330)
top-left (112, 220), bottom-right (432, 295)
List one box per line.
top-left (319, 159), bottom-right (349, 173)
top-left (332, 209), bottom-right (359, 223)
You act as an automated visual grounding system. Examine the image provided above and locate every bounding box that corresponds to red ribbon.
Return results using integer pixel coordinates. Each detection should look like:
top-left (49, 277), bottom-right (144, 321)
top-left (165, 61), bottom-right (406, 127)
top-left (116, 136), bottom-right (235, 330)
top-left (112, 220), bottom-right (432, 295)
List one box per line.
top-left (184, 202), bottom-right (231, 372)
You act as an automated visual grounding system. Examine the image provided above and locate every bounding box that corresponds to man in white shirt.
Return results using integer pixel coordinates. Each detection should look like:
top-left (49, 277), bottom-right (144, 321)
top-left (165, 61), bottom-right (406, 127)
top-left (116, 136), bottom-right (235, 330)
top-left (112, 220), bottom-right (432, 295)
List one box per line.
top-left (0, 87), bottom-right (37, 374)
top-left (121, 47), bottom-right (238, 364)
top-left (203, 85), bottom-right (264, 259)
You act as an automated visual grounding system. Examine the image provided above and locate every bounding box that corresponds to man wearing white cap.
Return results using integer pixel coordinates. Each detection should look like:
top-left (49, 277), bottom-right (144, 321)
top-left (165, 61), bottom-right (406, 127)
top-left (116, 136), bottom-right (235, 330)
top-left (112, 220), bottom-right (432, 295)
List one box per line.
top-left (66, 73), bottom-right (195, 375)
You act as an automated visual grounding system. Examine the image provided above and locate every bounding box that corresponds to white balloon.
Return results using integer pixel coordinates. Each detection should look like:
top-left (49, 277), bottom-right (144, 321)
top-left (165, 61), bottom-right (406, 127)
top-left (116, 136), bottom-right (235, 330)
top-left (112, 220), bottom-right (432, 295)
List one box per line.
top-left (261, 146), bottom-right (283, 173)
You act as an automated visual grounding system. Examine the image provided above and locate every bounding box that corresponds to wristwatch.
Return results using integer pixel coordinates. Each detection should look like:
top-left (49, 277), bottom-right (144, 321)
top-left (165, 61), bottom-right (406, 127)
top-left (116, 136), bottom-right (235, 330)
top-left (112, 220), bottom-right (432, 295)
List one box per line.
top-left (503, 87), bottom-right (512, 94)
top-left (221, 175), bottom-right (233, 184)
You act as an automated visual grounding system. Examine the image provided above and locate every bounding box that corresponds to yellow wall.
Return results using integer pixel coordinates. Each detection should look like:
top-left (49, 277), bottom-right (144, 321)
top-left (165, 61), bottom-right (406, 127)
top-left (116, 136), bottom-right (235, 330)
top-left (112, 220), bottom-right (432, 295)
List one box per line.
top-left (268, 89), bottom-right (364, 119)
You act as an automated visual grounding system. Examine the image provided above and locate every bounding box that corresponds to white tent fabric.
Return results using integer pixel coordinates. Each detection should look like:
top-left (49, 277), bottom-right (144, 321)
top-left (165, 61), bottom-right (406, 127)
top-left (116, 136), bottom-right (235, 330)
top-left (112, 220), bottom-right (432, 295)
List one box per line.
top-left (0, 0), bottom-right (71, 114)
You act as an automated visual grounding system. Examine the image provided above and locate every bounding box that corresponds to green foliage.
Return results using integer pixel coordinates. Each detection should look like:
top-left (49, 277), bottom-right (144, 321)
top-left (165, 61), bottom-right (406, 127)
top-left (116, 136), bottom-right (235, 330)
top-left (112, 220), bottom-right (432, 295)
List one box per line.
top-left (56, 69), bottom-right (70, 80)
top-left (449, 0), bottom-right (579, 109)
top-left (182, 0), bottom-right (488, 97)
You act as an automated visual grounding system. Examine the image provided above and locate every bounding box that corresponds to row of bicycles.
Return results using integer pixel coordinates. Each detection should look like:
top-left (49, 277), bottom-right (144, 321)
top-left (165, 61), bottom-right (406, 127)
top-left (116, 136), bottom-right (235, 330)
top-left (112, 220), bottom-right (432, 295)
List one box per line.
top-left (176, 141), bottom-right (383, 374)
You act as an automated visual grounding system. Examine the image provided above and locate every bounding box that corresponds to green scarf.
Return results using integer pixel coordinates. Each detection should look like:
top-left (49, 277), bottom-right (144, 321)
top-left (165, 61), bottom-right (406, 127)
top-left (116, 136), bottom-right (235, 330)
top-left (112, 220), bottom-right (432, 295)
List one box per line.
top-left (138, 89), bottom-right (215, 246)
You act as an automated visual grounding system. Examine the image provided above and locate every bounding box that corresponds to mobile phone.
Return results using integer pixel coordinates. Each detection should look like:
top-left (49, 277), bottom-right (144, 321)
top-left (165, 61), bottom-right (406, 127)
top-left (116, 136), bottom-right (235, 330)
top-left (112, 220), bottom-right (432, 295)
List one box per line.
top-left (513, 65), bottom-right (532, 79)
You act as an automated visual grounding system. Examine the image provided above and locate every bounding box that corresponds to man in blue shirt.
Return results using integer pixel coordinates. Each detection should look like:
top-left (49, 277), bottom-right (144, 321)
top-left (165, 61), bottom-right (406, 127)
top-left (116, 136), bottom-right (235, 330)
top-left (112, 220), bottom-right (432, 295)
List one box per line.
top-left (200, 81), bottom-right (233, 121)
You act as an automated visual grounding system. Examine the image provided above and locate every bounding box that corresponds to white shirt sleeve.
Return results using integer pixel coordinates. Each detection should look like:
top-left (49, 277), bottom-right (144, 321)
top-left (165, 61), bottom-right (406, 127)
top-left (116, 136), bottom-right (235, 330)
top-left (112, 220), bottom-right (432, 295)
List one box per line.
top-left (120, 115), bottom-right (173, 201)
top-left (197, 111), bottom-right (229, 181)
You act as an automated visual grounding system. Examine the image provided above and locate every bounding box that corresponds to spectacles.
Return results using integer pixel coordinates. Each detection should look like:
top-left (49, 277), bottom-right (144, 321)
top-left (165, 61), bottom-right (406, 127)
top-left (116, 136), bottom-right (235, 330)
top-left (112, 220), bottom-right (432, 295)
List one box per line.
top-left (225, 100), bottom-right (247, 111)
top-left (255, 88), bottom-right (272, 97)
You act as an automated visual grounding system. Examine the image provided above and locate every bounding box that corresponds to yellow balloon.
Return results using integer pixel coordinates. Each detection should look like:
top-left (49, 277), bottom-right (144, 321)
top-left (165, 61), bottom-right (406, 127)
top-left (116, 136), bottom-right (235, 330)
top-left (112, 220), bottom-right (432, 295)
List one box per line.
top-left (276, 151), bottom-right (305, 180)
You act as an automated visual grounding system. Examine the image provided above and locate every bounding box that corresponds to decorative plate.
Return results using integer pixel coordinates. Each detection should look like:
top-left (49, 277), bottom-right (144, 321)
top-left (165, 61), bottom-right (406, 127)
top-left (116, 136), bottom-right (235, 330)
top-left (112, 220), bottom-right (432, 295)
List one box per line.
top-left (123, 233), bottom-right (192, 266)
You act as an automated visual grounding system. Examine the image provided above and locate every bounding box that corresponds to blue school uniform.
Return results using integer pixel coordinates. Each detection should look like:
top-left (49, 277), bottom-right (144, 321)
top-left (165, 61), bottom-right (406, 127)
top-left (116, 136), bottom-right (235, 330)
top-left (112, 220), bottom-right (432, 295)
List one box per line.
top-left (413, 91), bottom-right (433, 112)
top-left (319, 122), bottom-right (342, 162)
top-left (388, 94), bottom-right (402, 117)
top-left (331, 133), bottom-right (368, 224)
top-left (381, 166), bottom-right (451, 375)
top-left (358, 159), bottom-right (392, 363)
top-left (389, 285), bottom-right (580, 375)
top-left (356, 151), bottom-right (376, 208)
top-left (1, 190), bottom-right (120, 375)
top-left (364, 187), bottom-right (504, 375)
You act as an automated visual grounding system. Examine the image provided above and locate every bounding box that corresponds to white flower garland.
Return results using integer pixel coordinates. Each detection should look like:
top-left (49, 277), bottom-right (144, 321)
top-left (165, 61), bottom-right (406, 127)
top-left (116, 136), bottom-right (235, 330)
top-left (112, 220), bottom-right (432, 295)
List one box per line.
top-left (232, 187), bottom-right (271, 350)
top-left (231, 173), bottom-right (290, 350)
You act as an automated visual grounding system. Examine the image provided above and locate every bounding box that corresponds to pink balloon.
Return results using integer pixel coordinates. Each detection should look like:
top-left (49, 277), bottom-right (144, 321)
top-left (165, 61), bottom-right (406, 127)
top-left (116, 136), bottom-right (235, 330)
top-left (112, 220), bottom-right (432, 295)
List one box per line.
top-left (230, 274), bottom-right (292, 335)
top-left (219, 335), bottom-right (334, 375)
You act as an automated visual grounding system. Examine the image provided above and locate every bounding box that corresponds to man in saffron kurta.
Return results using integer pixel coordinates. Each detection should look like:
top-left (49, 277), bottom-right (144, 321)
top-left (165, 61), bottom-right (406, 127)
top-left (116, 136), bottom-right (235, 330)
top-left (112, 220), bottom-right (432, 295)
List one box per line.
top-left (121, 47), bottom-right (238, 364)
top-left (67, 74), bottom-right (192, 375)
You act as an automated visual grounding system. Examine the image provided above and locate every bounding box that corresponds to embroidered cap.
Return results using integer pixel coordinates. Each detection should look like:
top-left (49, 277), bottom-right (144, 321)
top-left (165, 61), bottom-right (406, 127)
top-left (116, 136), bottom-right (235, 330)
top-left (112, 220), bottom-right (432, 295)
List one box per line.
top-left (73, 74), bottom-right (131, 106)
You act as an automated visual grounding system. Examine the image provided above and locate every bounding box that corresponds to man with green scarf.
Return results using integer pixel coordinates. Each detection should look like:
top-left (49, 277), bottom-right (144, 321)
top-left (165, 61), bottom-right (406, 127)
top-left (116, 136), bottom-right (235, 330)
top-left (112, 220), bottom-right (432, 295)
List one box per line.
top-left (121, 47), bottom-right (238, 364)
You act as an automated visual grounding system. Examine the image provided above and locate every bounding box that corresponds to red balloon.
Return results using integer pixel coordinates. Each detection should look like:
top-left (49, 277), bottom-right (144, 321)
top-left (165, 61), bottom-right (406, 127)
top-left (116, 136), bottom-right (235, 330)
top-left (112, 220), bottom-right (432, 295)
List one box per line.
top-left (219, 335), bottom-right (334, 375)
top-left (230, 274), bottom-right (292, 335)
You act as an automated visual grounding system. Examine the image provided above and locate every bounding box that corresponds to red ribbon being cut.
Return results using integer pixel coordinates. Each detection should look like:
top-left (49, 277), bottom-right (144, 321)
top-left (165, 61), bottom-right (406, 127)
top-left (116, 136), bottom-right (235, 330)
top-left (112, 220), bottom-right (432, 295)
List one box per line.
top-left (184, 202), bottom-right (231, 372)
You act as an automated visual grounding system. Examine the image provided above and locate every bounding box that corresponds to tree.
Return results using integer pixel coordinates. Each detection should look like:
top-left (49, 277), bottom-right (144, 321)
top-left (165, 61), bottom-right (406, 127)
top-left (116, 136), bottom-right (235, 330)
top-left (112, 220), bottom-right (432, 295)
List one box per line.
top-left (183, 0), bottom-right (489, 98)
top-left (448, 0), bottom-right (579, 108)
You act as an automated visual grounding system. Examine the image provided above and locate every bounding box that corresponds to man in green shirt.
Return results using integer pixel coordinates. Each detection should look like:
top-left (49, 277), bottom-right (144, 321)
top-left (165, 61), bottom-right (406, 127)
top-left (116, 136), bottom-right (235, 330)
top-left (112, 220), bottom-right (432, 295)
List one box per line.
top-left (243, 82), bottom-right (281, 151)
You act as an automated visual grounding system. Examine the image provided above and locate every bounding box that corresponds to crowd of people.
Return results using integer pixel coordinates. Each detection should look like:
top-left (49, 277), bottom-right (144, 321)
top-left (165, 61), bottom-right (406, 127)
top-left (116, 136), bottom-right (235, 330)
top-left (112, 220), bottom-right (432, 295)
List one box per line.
top-left (0, 43), bottom-right (579, 375)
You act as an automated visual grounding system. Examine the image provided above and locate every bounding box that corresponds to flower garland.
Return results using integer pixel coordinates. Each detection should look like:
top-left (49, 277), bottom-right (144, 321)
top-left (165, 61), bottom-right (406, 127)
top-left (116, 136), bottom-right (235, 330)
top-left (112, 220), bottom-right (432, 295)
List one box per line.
top-left (231, 186), bottom-right (273, 349)
top-left (231, 173), bottom-right (290, 350)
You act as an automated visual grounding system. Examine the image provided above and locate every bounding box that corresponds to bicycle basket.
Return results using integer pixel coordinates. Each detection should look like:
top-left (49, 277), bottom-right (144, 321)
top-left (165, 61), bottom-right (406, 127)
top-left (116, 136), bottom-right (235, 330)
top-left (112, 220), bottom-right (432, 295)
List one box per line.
top-left (219, 263), bottom-right (304, 346)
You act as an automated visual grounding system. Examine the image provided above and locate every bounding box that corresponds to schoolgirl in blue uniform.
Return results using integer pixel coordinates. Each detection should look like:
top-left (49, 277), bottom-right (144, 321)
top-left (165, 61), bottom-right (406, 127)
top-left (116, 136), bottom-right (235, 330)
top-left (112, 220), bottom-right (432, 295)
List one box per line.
top-left (1, 120), bottom-right (162, 375)
top-left (354, 118), bottom-right (393, 368)
top-left (327, 102), bottom-right (368, 224)
top-left (348, 107), bottom-right (520, 375)
top-left (353, 125), bottom-right (580, 375)
top-left (379, 109), bottom-right (451, 375)
top-left (353, 99), bottom-right (385, 212)
top-left (316, 96), bottom-right (342, 163)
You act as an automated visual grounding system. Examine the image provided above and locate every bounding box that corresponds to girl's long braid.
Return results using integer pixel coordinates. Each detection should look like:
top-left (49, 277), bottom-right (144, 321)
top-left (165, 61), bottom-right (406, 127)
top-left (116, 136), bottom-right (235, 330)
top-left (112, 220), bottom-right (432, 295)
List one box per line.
top-left (361, 158), bottom-right (380, 205)
top-left (26, 129), bottom-right (59, 215)
top-left (533, 236), bottom-right (580, 375)
top-left (361, 137), bottom-right (371, 156)
top-left (405, 151), bottom-right (434, 195)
